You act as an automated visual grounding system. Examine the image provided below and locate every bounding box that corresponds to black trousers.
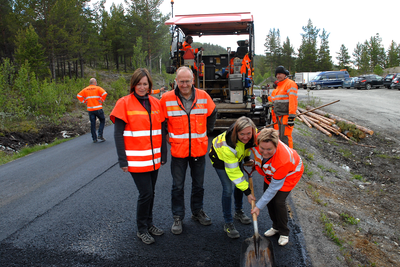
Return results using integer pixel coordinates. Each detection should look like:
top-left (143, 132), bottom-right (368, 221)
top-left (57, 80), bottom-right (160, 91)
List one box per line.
top-left (264, 182), bottom-right (291, 236)
top-left (130, 170), bottom-right (159, 233)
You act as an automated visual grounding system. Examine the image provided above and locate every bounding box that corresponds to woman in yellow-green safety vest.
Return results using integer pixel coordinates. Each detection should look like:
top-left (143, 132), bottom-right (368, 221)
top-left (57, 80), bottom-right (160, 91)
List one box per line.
top-left (208, 116), bottom-right (257, 239)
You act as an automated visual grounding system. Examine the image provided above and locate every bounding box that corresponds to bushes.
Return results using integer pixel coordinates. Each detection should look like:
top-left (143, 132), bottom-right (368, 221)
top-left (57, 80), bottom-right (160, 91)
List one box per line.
top-left (0, 59), bottom-right (87, 128)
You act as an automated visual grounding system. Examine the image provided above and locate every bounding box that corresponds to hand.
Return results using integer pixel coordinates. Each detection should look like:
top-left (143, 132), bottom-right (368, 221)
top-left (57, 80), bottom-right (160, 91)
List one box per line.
top-left (287, 118), bottom-right (295, 126)
top-left (121, 167), bottom-right (128, 172)
top-left (251, 207), bottom-right (260, 217)
top-left (160, 87), bottom-right (165, 92)
top-left (247, 194), bottom-right (256, 204)
top-left (243, 159), bottom-right (254, 167)
top-left (200, 47), bottom-right (204, 51)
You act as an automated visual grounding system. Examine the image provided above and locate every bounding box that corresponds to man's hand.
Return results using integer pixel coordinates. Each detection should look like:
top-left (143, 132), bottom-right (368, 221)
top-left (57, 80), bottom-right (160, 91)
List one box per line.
top-left (288, 117), bottom-right (295, 126)
top-left (121, 167), bottom-right (128, 172)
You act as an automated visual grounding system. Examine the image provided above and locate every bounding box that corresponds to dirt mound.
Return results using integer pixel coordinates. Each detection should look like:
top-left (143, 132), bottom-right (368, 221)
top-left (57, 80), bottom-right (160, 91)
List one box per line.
top-left (292, 121), bottom-right (400, 266)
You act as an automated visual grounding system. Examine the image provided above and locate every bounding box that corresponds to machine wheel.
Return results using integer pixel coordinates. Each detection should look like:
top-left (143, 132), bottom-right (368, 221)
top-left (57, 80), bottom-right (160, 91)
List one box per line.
top-left (366, 83), bottom-right (372, 90)
top-left (316, 84), bottom-right (322, 90)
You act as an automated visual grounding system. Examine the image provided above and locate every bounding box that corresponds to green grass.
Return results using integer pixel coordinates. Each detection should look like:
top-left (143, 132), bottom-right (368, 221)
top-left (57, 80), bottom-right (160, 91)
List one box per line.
top-left (0, 138), bottom-right (73, 166)
top-left (340, 213), bottom-right (360, 225)
top-left (338, 148), bottom-right (353, 159)
top-left (321, 212), bottom-right (343, 246)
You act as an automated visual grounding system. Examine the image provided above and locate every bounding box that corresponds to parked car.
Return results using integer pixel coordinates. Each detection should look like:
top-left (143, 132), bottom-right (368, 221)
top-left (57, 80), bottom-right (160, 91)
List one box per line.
top-left (390, 74), bottom-right (400, 89)
top-left (383, 73), bottom-right (400, 88)
top-left (309, 71), bottom-right (350, 90)
top-left (342, 77), bottom-right (357, 89)
top-left (354, 74), bottom-right (384, 90)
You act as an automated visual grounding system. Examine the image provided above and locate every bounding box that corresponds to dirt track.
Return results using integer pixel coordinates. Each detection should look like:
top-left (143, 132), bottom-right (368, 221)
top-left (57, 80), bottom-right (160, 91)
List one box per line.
top-left (292, 88), bottom-right (400, 266)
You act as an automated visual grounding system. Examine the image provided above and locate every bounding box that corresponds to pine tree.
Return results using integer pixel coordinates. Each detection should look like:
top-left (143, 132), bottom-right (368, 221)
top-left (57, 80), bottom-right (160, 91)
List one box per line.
top-left (385, 41), bottom-right (399, 68)
top-left (297, 19), bottom-right (319, 72)
top-left (336, 44), bottom-right (351, 70)
top-left (264, 28), bottom-right (281, 73)
top-left (367, 33), bottom-right (386, 70)
top-left (14, 25), bottom-right (49, 78)
top-left (317, 29), bottom-right (332, 71)
top-left (281, 37), bottom-right (295, 73)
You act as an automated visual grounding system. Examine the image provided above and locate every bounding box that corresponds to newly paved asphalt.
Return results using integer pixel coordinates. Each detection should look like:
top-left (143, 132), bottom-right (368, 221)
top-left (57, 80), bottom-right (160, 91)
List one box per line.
top-left (0, 126), bottom-right (310, 266)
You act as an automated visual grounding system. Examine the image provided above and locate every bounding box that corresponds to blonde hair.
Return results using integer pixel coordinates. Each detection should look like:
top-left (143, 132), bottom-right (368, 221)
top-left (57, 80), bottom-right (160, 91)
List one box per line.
top-left (257, 128), bottom-right (279, 147)
top-left (231, 116), bottom-right (256, 144)
top-left (130, 68), bottom-right (153, 94)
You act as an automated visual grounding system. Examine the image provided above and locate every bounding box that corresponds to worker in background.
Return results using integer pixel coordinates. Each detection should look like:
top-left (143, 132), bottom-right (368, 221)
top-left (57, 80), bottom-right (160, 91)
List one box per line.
top-left (182, 35), bottom-right (204, 54)
top-left (181, 35), bottom-right (203, 74)
top-left (110, 68), bottom-right (167, 245)
top-left (151, 87), bottom-right (165, 95)
top-left (268, 66), bottom-right (298, 148)
top-left (209, 116), bottom-right (256, 239)
top-left (77, 78), bottom-right (107, 143)
top-left (160, 66), bottom-right (217, 235)
top-left (250, 128), bottom-right (303, 246)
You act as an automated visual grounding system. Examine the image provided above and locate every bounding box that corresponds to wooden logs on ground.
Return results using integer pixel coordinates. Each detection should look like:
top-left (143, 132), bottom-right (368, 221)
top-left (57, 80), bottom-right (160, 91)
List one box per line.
top-left (297, 106), bottom-right (373, 142)
top-left (305, 106), bottom-right (374, 135)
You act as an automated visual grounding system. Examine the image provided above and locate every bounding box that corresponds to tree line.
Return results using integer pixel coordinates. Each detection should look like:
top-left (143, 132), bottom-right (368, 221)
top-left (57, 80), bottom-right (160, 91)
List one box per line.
top-left (263, 19), bottom-right (400, 77)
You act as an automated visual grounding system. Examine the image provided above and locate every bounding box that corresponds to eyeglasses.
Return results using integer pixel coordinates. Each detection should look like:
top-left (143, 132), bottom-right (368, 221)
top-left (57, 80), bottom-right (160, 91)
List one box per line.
top-left (177, 80), bottom-right (192, 85)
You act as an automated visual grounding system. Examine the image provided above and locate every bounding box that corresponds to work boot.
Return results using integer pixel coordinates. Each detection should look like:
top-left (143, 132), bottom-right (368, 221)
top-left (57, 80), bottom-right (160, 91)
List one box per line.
top-left (137, 231), bottom-right (155, 245)
top-left (278, 235), bottom-right (289, 246)
top-left (234, 209), bottom-right (252, 225)
top-left (191, 209), bottom-right (212, 226)
top-left (171, 216), bottom-right (182, 235)
top-left (224, 223), bottom-right (240, 239)
top-left (264, 227), bottom-right (279, 237)
top-left (98, 136), bottom-right (106, 142)
top-left (148, 225), bottom-right (164, 236)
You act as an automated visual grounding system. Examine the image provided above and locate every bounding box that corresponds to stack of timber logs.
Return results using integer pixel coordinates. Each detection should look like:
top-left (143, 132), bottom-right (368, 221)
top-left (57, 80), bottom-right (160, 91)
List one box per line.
top-left (296, 106), bottom-right (374, 142)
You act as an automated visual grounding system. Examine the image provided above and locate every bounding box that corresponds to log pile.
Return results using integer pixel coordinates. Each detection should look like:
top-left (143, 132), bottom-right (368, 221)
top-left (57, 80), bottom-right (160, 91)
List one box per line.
top-left (296, 106), bottom-right (374, 142)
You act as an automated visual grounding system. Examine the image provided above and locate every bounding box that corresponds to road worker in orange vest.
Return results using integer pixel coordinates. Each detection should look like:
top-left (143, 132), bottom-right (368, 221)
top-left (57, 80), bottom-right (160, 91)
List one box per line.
top-left (268, 66), bottom-right (298, 148)
top-left (160, 66), bottom-right (217, 235)
top-left (250, 128), bottom-right (304, 246)
top-left (77, 78), bottom-right (107, 143)
top-left (110, 68), bottom-right (167, 245)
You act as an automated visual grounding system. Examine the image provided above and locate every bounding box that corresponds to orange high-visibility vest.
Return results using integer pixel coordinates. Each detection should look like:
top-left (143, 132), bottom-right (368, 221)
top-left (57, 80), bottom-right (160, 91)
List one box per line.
top-left (160, 88), bottom-right (215, 158)
top-left (251, 140), bottom-right (303, 192)
top-left (268, 78), bottom-right (298, 117)
top-left (77, 85), bottom-right (107, 111)
top-left (240, 54), bottom-right (251, 77)
top-left (182, 41), bottom-right (199, 54)
top-left (110, 94), bottom-right (165, 173)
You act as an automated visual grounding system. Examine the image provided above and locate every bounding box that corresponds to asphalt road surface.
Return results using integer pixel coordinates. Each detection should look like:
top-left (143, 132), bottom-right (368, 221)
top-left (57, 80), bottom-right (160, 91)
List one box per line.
top-left (0, 126), bottom-right (310, 266)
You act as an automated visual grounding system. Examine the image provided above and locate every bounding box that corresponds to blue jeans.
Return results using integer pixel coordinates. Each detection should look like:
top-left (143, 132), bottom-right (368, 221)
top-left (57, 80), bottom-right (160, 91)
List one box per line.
top-left (171, 156), bottom-right (205, 219)
top-left (214, 168), bottom-right (244, 223)
top-left (88, 109), bottom-right (105, 141)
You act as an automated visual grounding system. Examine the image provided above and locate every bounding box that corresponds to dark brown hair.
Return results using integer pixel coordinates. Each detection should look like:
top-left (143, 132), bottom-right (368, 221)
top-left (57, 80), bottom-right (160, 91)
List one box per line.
top-left (130, 68), bottom-right (153, 94)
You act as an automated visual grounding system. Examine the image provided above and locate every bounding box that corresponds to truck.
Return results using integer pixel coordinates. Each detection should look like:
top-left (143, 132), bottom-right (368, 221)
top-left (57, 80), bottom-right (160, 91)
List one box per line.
top-left (294, 72), bottom-right (321, 89)
top-left (165, 12), bottom-right (271, 130)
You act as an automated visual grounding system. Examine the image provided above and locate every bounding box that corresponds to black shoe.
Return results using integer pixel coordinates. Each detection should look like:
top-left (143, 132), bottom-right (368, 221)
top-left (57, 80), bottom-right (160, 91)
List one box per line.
top-left (224, 223), bottom-right (240, 239)
top-left (136, 231), bottom-right (155, 245)
top-left (192, 209), bottom-right (212, 226)
top-left (98, 136), bottom-right (106, 142)
top-left (93, 139), bottom-right (97, 143)
top-left (234, 209), bottom-right (252, 225)
top-left (148, 225), bottom-right (164, 236)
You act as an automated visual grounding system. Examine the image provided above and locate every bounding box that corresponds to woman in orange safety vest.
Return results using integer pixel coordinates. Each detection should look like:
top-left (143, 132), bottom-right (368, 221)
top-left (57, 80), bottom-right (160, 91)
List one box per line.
top-left (250, 128), bottom-right (303, 246)
top-left (110, 68), bottom-right (167, 245)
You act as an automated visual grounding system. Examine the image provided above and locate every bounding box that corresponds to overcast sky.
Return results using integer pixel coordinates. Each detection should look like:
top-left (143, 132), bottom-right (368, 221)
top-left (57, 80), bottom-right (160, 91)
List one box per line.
top-left (103, 0), bottom-right (399, 65)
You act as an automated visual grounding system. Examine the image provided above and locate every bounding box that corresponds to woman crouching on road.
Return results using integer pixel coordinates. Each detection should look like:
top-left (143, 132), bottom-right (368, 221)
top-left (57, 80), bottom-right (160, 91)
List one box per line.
top-left (110, 68), bottom-right (167, 245)
top-left (208, 116), bottom-right (257, 238)
top-left (250, 128), bottom-right (303, 246)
